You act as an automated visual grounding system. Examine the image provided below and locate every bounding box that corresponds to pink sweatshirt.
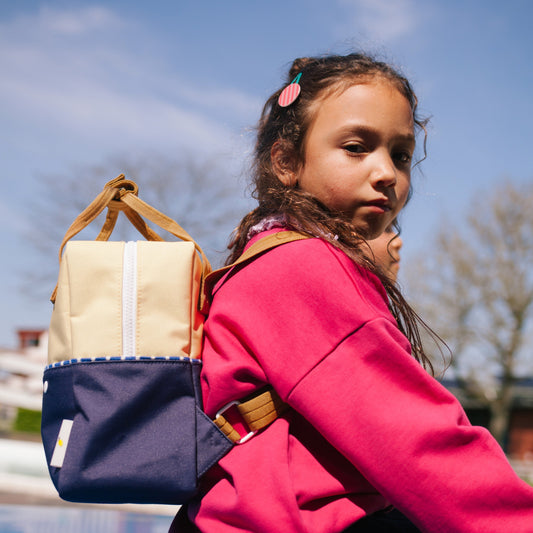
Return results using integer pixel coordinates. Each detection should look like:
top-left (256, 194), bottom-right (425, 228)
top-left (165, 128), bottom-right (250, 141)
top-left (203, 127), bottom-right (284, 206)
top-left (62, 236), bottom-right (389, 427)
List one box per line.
top-left (189, 232), bottom-right (533, 532)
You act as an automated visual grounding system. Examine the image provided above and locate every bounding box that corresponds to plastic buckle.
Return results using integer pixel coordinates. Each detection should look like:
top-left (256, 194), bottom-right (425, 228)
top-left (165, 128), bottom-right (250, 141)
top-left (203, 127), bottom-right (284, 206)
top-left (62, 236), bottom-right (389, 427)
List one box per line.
top-left (215, 400), bottom-right (257, 444)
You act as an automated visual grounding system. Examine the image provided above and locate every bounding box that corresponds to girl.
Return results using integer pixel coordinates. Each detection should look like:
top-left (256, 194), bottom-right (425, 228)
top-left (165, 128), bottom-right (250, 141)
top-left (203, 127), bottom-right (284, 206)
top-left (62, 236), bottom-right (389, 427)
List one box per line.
top-left (171, 53), bottom-right (533, 532)
top-left (367, 224), bottom-right (403, 284)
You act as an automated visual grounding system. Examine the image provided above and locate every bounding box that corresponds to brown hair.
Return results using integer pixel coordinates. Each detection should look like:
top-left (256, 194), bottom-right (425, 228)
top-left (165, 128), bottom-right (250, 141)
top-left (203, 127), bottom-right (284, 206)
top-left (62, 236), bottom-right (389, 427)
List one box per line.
top-left (227, 52), bottom-right (433, 371)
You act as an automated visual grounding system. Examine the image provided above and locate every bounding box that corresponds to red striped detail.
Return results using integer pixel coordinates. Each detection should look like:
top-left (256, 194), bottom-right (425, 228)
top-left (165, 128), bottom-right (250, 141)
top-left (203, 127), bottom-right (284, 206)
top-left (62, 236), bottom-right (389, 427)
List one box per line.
top-left (278, 83), bottom-right (301, 107)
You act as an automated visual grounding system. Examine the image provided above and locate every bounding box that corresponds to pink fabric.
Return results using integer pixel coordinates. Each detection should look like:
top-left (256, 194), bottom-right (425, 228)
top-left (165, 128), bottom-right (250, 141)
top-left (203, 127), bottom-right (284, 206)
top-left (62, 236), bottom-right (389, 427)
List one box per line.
top-left (188, 232), bottom-right (533, 532)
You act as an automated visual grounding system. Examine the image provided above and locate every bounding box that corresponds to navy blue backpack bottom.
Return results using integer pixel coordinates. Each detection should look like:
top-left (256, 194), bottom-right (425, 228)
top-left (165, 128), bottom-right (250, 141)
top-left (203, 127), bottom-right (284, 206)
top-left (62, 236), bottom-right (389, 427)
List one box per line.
top-left (41, 358), bottom-right (232, 504)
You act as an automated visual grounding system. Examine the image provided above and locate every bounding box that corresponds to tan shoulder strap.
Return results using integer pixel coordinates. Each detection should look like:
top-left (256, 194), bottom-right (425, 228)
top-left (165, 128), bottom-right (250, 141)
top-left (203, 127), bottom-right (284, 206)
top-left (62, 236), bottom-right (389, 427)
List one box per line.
top-left (206, 231), bottom-right (311, 443)
top-left (231, 230), bottom-right (310, 266)
top-left (201, 230), bottom-right (310, 312)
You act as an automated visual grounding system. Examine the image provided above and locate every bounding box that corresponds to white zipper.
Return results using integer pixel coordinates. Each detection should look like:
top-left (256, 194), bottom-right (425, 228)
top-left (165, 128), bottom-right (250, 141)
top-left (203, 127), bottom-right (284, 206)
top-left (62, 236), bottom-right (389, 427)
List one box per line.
top-left (122, 241), bottom-right (137, 357)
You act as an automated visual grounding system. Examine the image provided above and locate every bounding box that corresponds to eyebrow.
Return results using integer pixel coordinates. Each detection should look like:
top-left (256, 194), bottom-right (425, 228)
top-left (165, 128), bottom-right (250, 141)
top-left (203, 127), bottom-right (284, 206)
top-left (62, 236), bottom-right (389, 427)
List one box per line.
top-left (339, 124), bottom-right (415, 145)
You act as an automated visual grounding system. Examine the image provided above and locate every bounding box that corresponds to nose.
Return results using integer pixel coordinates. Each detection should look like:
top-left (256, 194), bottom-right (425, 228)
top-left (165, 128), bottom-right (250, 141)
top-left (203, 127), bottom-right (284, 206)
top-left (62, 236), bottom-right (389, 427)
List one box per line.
top-left (386, 233), bottom-right (402, 263)
top-left (370, 150), bottom-right (397, 189)
top-left (390, 234), bottom-right (403, 253)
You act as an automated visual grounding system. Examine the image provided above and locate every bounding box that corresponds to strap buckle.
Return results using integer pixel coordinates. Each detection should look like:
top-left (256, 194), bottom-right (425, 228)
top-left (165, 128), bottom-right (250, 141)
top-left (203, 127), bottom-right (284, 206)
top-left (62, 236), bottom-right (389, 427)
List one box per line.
top-left (215, 401), bottom-right (257, 444)
top-left (213, 387), bottom-right (289, 445)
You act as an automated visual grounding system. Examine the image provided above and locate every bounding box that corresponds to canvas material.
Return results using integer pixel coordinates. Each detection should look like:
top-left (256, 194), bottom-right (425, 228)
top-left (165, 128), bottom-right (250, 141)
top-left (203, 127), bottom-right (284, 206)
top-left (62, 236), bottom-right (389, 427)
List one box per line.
top-left (43, 236), bottom-right (230, 504)
top-left (41, 358), bottom-right (232, 504)
top-left (48, 240), bottom-right (204, 363)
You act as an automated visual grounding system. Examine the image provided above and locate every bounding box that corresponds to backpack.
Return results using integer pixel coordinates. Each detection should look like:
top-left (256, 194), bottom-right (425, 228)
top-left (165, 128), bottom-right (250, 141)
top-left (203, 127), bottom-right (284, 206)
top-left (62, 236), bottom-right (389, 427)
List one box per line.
top-left (41, 175), bottom-right (307, 504)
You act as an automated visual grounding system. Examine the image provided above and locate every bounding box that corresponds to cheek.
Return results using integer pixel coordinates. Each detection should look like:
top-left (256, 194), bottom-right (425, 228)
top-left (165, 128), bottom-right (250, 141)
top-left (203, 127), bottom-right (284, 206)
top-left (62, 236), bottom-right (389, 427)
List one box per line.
top-left (397, 179), bottom-right (411, 210)
top-left (298, 162), bottom-right (340, 201)
top-left (317, 182), bottom-right (355, 212)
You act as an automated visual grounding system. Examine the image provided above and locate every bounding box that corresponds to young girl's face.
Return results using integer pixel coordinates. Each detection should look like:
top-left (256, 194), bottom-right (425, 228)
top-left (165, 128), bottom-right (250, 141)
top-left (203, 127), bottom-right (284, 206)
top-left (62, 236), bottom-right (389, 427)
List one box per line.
top-left (294, 79), bottom-right (414, 239)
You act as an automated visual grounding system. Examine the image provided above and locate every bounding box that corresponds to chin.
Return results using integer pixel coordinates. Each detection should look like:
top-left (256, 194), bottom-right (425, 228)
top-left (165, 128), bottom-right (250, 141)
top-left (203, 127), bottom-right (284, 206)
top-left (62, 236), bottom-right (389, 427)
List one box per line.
top-left (360, 227), bottom-right (383, 240)
top-left (389, 264), bottom-right (400, 282)
top-left (355, 218), bottom-right (390, 240)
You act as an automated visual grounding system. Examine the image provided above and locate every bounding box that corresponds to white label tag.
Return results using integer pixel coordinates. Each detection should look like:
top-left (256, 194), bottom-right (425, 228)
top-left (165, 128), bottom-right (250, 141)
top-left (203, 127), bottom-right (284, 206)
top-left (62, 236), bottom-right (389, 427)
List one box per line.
top-left (50, 419), bottom-right (73, 468)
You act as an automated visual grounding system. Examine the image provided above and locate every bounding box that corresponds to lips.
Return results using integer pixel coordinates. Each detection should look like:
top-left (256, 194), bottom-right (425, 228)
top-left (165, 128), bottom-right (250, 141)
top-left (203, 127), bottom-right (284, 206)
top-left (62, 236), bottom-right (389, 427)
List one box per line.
top-left (364, 199), bottom-right (392, 212)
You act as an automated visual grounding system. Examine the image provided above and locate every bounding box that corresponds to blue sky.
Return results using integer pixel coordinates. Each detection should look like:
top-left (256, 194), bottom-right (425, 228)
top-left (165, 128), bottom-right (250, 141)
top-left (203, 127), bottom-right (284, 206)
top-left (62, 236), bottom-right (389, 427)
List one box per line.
top-left (1, 0), bottom-right (533, 348)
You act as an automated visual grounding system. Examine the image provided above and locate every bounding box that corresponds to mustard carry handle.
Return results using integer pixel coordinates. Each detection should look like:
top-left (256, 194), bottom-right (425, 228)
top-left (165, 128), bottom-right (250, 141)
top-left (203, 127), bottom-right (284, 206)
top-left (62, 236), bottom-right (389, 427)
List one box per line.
top-left (51, 174), bottom-right (211, 303)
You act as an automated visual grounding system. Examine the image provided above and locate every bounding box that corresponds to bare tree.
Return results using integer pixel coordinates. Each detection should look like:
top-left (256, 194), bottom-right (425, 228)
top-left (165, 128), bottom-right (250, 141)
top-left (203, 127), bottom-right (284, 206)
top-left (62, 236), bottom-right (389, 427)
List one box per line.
top-left (405, 181), bottom-right (533, 446)
top-left (23, 151), bottom-right (253, 297)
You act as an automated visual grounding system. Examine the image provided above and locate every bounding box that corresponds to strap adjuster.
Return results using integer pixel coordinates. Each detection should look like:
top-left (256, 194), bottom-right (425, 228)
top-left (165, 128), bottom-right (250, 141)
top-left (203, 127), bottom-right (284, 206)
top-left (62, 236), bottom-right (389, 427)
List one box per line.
top-left (213, 387), bottom-right (289, 445)
top-left (215, 401), bottom-right (256, 444)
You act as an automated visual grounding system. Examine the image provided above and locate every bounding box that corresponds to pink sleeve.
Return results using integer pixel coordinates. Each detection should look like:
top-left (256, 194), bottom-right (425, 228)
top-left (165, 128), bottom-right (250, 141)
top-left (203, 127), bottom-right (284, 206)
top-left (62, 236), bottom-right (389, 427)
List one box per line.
top-left (287, 317), bottom-right (533, 532)
top-left (203, 237), bottom-right (533, 531)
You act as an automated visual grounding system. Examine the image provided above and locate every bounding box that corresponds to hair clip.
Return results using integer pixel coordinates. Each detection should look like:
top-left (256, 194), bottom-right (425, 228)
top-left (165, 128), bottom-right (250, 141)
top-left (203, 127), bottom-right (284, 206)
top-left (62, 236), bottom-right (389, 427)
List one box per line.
top-left (278, 73), bottom-right (302, 107)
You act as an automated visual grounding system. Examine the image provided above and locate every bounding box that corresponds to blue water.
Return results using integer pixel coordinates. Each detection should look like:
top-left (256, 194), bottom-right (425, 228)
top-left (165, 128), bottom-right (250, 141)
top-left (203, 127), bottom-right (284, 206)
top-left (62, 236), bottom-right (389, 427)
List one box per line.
top-left (0, 505), bottom-right (173, 533)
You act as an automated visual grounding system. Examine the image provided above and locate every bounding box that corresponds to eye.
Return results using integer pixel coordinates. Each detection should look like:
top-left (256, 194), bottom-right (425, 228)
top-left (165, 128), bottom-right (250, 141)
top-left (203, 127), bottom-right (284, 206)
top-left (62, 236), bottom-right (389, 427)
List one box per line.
top-left (344, 143), bottom-right (366, 154)
top-left (393, 151), bottom-right (412, 165)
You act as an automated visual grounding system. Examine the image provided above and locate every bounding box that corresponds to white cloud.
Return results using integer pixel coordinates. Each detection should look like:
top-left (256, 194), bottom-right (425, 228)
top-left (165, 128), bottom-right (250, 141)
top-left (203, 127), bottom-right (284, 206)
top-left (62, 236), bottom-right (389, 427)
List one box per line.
top-left (0, 5), bottom-right (259, 160)
top-left (0, 197), bottom-right (32, 234)
top-left (340, 0), bottom-right (419, 42)
top-left (0, 5), bottom-right (123, 38)
top-left (38, 5), bottom-right (122, 35)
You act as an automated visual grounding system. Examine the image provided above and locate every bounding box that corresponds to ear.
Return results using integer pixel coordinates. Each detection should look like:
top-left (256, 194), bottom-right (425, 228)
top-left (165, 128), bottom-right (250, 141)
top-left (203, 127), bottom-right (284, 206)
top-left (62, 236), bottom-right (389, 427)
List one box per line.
top-left (271, 141), bottom-right (299, 186)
